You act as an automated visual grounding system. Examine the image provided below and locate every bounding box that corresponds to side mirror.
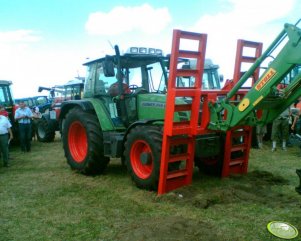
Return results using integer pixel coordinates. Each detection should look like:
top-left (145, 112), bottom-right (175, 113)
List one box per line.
top-left (103, 56), bottom-right (115, 77)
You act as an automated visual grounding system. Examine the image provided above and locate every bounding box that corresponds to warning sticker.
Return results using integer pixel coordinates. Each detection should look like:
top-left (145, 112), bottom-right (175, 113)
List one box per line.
top-left (255, 68), bottom-right (276, 91)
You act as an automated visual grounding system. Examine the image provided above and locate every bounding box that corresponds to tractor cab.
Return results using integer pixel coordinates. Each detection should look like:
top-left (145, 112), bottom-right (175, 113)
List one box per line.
top-left (83, 47), bottom-right (170, 127)
top-left (84, 47), bottom-right (168, 96)
top-left (0, 80), bottom-right (19, 141)
top-left (83, 47), bottom-right (222, 128)
top-left (0, 80), bottom-right (15, 121)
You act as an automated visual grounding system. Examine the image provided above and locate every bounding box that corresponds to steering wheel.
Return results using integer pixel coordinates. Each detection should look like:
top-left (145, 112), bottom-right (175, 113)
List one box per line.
top-left (128, 84), bottom-right (139, 91)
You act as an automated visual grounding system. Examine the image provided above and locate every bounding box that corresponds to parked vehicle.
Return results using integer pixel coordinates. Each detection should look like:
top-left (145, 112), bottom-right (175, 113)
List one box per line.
top-left (15, 95), bottom-right (51, 113)
top-left (36, 79), bottom-right (84, 142)
top-left (0, 80), bottom-right (18, 142)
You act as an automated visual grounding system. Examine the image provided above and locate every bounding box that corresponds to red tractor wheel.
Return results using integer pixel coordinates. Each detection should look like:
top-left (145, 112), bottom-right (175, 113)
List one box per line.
top-left (130, 139), bottom-right (154, 179)
top-left (124, 125), bottom-right (162, 190)
top-left (63, 108), bottom-right (109, 174)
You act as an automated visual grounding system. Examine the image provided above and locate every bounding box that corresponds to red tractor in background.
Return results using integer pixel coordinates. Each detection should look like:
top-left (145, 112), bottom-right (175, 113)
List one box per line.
top-left (0, 80), bottom-right (20, 143)
top-left (36, 78), bottom-right (84, 142)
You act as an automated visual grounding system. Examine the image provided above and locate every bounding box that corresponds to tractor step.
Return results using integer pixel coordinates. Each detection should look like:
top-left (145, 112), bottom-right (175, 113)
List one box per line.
top-left (167, 170), bottom-right (188, 180)
top-left (229, 159), bottom-right (245, 166)
top-left (230, 144), bottom-right (247, 152)
top-left (169, 153), bottom-right (190, 163)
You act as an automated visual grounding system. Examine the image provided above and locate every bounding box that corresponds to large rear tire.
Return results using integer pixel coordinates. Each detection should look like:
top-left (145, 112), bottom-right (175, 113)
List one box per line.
top-left (62, 108), bottom-right (109, 175)
top-left (36, 117), bottom-right (55, 142)
top-left (124, 125), bottom-right (162, 190)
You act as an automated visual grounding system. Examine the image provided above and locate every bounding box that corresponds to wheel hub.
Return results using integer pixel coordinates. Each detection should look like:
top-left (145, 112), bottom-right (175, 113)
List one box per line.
top-left (130, 139), bottom-right (154, 179)
top-left (140, 152), bottom-right (151, 165)
top-left (68, 121), bottom-right (88, 163)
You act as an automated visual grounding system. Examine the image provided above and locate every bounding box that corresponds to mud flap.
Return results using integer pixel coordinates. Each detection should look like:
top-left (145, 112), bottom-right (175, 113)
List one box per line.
top-left (296, 169), bottom-right (301, 195)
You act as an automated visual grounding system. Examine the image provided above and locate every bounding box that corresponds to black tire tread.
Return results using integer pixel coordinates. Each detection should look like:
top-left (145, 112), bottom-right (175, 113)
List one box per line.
top-left (63, 108), bottom-right (109, 175)
top-left (124, 125), bottom-right (162, 190)
top-left (36, 118), bottom-right (55, 142)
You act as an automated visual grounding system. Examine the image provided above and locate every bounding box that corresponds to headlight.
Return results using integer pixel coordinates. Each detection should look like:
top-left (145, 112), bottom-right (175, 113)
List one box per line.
top-left (126, 47), bottom-right (163, 56)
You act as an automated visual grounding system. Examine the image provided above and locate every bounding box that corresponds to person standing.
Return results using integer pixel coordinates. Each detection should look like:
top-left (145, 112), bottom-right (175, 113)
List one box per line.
top-left (256, 124), bottom-right (267, 149)
top-left (271, 108), bottom-right (290, 152)
top-left (31, 106), bottom-right (42, 140)
top-left (0, 104), bottom-right (13, 167)
top-left (291, 97), bottom-right (301, 134)
top-left (15, 101), bottom-right (33, 152)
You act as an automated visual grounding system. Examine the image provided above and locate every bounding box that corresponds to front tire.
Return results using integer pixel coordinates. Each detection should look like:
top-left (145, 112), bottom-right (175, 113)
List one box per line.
top-left (124, 125), bottom-right (162, 190)
top-left (63, 108), bottom-right (109, 174)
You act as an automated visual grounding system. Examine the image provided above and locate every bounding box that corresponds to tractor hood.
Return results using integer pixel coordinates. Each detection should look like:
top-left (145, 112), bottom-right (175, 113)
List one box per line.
top-left (137, 93), bottom-right (189, 121)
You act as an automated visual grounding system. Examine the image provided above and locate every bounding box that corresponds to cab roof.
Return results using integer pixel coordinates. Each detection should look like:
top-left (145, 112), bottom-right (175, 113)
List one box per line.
top-left (83, 54), bottom-right (169, 69)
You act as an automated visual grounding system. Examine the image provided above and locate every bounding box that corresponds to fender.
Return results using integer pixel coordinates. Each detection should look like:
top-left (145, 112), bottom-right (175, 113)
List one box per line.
top-left (60, 99), bottom-right (116, 131)
top-left (60, 100), bottom-right (94, 121)
top-left (123, 119), bottom-right (163, 143)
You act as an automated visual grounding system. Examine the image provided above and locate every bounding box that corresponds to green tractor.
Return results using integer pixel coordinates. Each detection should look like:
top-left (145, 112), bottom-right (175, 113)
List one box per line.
top-left (59, 46), bottom-right (223, 189)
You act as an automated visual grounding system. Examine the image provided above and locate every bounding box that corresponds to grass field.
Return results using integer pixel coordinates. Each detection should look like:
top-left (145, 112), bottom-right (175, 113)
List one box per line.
top-left (0, 136), bottom-right (301, 241)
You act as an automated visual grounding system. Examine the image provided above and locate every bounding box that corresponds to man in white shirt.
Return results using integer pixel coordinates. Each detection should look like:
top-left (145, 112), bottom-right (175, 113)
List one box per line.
top-left (14, 101), bottom-right (32, 152)
top-left (0, 104), bottom-right (13, 167)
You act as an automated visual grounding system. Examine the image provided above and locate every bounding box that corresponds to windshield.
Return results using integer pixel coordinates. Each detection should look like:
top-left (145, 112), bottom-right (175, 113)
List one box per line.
top-left (35, 96), bottom-right (48, 105)
top-left (88, 57), bottom-right (167, 96)
top-left (159, 62), bottom-right (221, 91)
top-left (65, 85), bottom-right (82, 100)
top-left (0, 85), bottom-right (13, 107)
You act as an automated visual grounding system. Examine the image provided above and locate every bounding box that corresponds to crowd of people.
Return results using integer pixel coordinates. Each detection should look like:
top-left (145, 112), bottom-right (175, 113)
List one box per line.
top-left (0, 100), bottom-right (41, 168)
top-left (256, 92), bottom-right (301, 152)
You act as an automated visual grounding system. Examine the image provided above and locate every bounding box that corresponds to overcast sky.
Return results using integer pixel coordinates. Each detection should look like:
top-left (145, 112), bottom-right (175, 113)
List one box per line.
top-left (0, 0), bottom-right (299, 98)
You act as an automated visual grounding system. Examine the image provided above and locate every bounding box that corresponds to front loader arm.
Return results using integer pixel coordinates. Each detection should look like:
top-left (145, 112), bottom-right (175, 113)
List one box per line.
top-left (209, 22), bottom-right (301, 131)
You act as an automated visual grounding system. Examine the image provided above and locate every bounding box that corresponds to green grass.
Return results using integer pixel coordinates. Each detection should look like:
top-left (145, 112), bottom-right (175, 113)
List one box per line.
top-left (0, 137), bottom-right (301, 241)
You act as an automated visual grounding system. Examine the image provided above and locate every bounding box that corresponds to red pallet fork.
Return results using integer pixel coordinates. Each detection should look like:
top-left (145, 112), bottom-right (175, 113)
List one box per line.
top-left (233, 39), bottom-right (263, 85)
top-left (158, 30), bottom-right (207, 194)
top-left (222, 126), bottom-right (252, 177)
top-left (222, 40), bottom-right (262, 177)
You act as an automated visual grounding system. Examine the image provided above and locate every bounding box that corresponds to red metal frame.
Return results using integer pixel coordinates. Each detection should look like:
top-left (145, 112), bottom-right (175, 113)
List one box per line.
top-left (158, 30), bottom-right (207, 194)
top-left (222, 39), bottom-right (262, 177)
top-left (222, 126), bottom-right (252, 177)
top-left (233, 40), bottom-right (263, 85)
top-left (158, 33), bottom-right (263, 194)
